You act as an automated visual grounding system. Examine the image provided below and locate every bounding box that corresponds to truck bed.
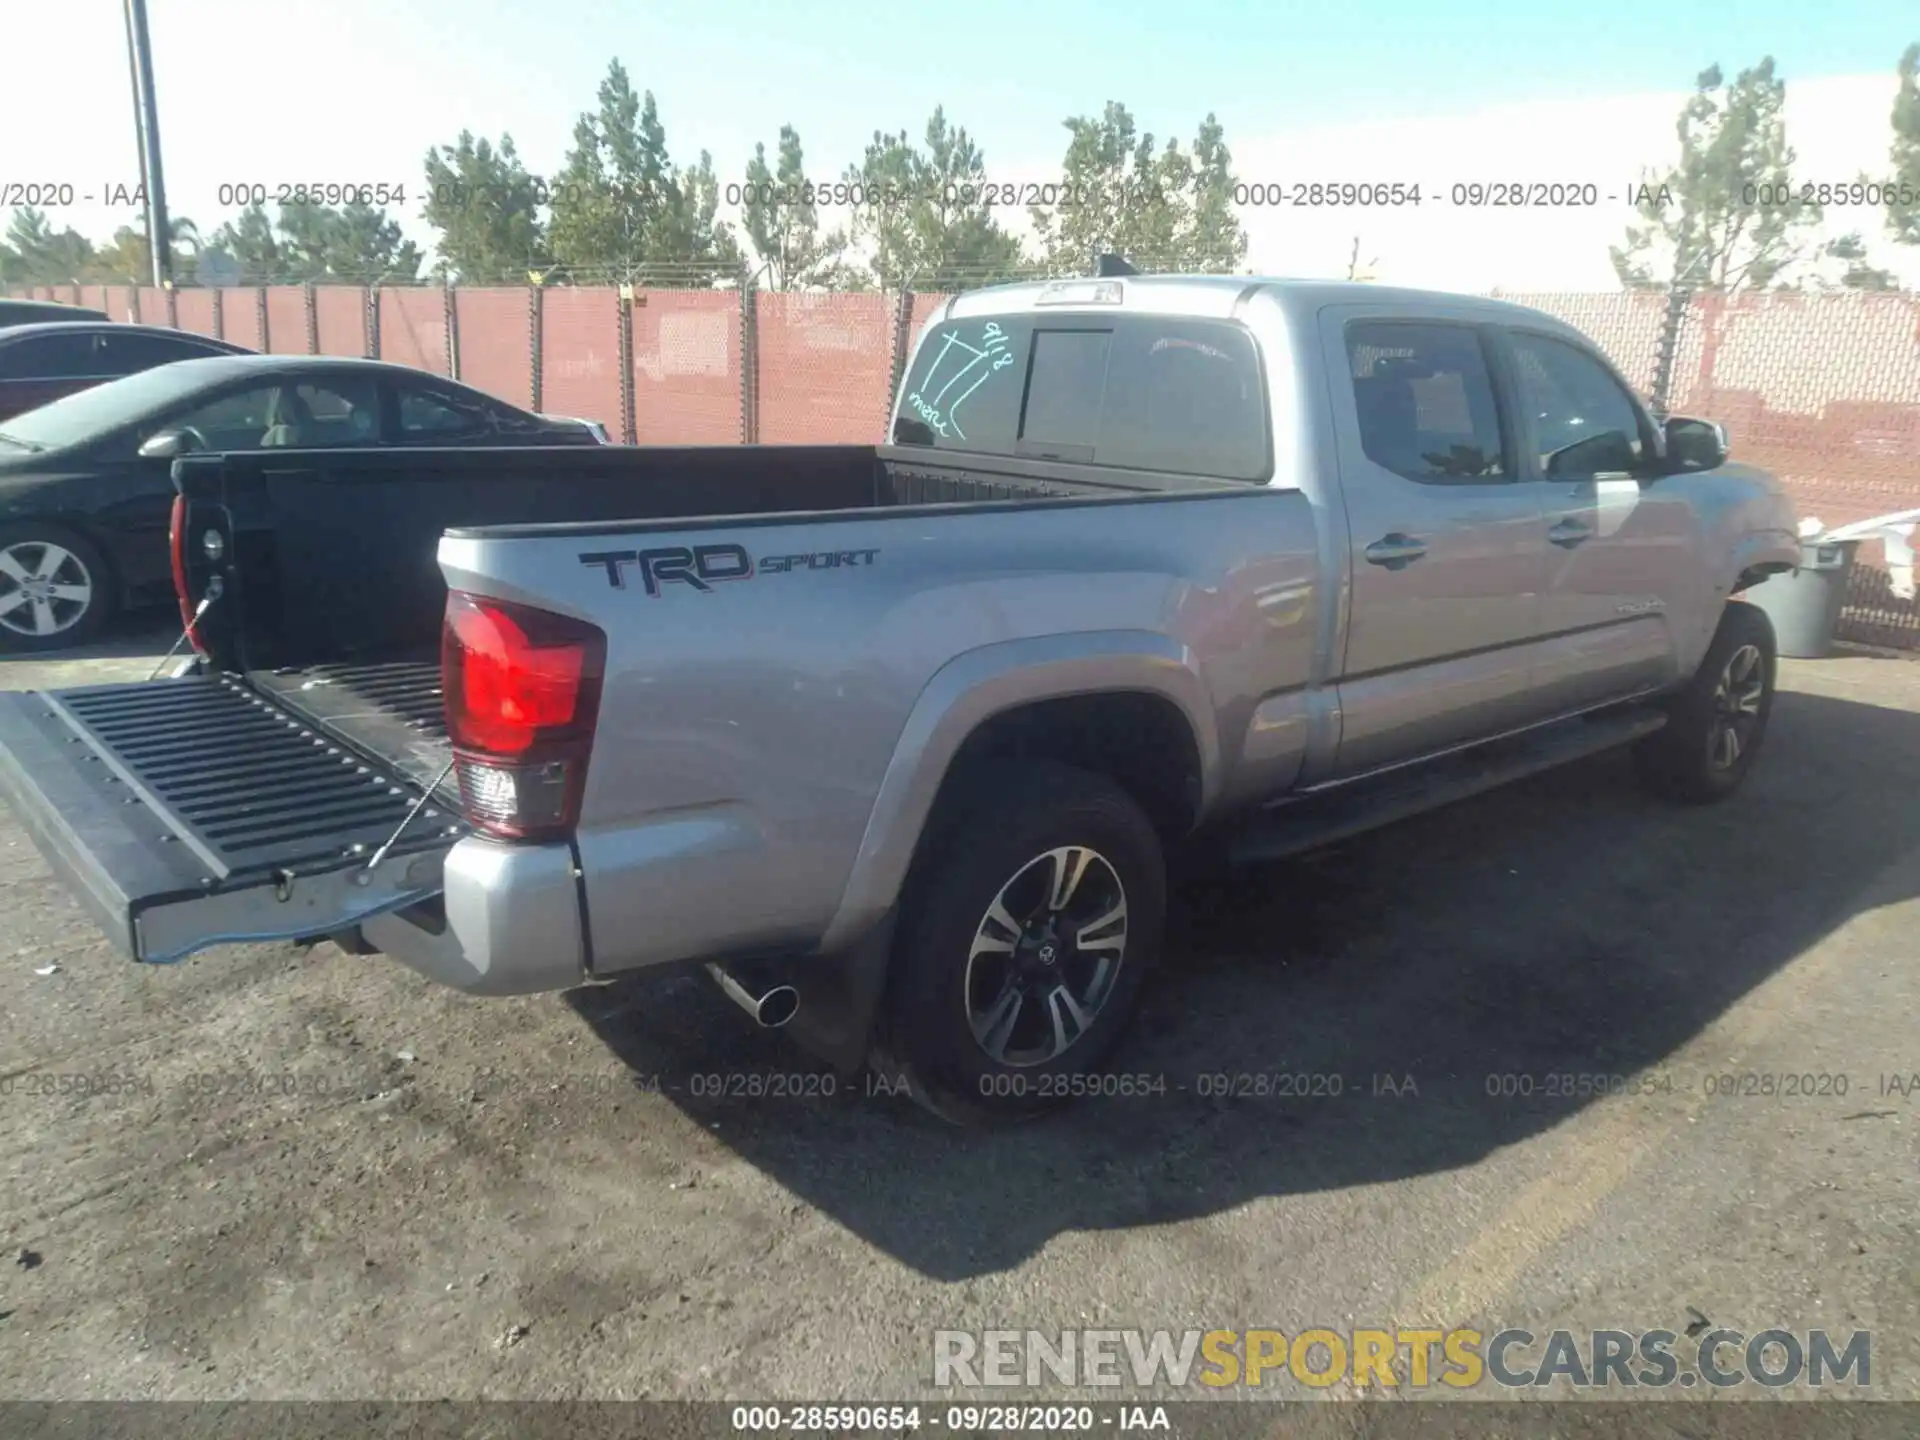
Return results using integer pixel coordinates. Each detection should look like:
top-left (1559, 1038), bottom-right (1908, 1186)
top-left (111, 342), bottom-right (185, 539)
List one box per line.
top-left (175, 441), bottom-right (1220, 685)
top-left (248, 653), bottom-right (453, 799)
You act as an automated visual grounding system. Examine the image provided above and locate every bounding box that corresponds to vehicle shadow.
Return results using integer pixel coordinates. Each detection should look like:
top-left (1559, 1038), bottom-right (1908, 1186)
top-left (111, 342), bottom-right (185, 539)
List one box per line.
top-left (568, 685), bottom-right (1920, 1280)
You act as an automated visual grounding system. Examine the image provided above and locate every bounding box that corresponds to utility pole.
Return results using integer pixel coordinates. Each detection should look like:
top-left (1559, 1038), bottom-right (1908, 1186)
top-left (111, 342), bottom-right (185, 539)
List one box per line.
top-left (122, 0), bottom-right (171, 285)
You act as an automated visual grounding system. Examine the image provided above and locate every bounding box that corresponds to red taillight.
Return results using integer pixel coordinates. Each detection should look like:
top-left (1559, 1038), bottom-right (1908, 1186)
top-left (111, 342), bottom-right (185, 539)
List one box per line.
top-left (167, 495), bottom-right (203, 652)
top-left (442, 591), bottom-right (605, 840)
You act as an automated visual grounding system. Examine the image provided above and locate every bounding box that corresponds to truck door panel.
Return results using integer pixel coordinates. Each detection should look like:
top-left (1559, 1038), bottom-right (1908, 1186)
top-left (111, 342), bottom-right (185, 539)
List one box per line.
top-left (1319, 311), bottom-right (1549, 777)
top-left (1501, 327), bottom-right (1689, 709)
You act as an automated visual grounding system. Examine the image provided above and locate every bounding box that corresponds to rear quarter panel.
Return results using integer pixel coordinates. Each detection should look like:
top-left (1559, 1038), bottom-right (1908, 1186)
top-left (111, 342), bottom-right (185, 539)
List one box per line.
top-left (440, 490), bottom-right (1323, 972)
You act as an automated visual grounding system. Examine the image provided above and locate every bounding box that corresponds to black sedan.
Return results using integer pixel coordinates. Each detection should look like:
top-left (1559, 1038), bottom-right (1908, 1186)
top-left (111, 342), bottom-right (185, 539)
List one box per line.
top-left (0, 322), bottom-right (251, 422)
top-left (0, 299), bottom-right (112, 329)
top-left (0, 355), bottom-right (605, 650)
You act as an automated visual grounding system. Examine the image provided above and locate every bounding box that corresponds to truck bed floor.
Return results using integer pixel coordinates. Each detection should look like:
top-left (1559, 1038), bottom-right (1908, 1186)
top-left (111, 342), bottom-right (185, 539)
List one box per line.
top-left (248, 653), bottom-right (455, 798)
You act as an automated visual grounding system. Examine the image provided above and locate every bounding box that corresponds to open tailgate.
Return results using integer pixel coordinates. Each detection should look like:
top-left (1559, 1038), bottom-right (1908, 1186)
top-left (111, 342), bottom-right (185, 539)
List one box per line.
top-left (0, 675), bottom-right (466, 963)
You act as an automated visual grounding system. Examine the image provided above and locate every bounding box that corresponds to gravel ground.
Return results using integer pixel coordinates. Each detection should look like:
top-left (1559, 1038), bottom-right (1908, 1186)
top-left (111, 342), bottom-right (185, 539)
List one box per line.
top-left (0, 620), bottom-right (1915, 1419)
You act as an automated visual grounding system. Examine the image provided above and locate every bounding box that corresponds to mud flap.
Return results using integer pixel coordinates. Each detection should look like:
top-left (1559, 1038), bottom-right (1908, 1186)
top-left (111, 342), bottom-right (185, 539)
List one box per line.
top-left (782, 907), bottom-right (899, 1074)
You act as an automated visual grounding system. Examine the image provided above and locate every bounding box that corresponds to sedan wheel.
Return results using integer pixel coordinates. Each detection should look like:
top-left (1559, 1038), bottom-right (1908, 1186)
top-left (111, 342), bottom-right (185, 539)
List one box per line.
top-left (0, 527), bottom-right (114, 651)
top-left (0, 541), bottom-right (95, 640)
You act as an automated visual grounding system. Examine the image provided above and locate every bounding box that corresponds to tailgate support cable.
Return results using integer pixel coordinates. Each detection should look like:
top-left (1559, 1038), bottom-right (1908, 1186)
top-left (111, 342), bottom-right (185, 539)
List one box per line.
top-left (147, 577), bottom-right (224, 682)
top-left (357, 757), bottom-right (459, 885)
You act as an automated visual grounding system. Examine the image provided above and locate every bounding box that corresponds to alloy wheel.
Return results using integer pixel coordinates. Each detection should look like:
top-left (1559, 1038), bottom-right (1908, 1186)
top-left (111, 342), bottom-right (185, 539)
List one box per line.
top-left (0, 541), bottom-right (94, 639)
top-left (1708, 642), bottom-right (1766, 771)
top-left (964, 845), bottom-right (1129, 1067)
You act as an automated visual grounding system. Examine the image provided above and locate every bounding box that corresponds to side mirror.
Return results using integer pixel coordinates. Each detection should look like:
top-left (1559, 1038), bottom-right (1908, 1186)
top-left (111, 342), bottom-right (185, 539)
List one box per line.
top-left (1663, 415), bottom-right (1728, 473)
top-left (138, 428), bottom-right (197, 461)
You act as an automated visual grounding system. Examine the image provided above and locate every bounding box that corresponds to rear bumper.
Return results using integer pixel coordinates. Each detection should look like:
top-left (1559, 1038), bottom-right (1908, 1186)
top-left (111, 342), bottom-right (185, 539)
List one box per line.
top-left (360, 836), bottom-right (588, 995)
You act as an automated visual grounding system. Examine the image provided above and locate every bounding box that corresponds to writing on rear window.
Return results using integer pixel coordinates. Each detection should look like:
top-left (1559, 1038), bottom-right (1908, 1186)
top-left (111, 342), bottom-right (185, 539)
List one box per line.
top-left (904, 322), bottom-right (1017, 441)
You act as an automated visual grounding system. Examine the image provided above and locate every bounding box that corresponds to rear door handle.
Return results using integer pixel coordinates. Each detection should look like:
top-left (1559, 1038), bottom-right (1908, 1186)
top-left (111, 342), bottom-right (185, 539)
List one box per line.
top-left (1364, 533), bottom-right (1428, 570)
top-left (1548, 519), bottom-right (1592, 549)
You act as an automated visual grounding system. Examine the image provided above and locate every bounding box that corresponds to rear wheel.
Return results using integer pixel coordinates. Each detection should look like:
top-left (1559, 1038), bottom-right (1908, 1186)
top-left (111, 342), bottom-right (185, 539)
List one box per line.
top-left (1634, 601), bottom-right (1776, 804)
top-left (0, 522), bottom-right (115, 653)
top-left (872, 762), bottom-right (1166, 1125)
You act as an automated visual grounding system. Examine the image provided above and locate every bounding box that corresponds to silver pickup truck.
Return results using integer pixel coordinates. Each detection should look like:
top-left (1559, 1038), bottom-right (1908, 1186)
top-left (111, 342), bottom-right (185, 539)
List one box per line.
top-left (0, 276), bottom-right (1799, 1123)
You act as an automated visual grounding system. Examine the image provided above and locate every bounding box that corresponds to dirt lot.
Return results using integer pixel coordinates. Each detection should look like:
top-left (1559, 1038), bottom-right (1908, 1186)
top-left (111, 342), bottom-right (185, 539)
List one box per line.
top-left (0, 620), bottom-right (1915, 1410)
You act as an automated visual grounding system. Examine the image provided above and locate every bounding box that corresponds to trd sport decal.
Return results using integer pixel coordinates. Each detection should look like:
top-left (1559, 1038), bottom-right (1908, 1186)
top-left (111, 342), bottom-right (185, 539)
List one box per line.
top-left (580, 544), bottom-right (880, 597)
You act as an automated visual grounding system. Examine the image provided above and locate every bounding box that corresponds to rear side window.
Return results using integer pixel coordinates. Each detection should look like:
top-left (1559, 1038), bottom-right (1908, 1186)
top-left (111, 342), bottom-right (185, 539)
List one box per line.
top-left (1344, 321), bottom-right (1507, 483)
top-left (893, 313), bottom-right (1269, 481)
top-left (0, 331), bottom-right (99, 381)
top-left (95, 330), bottom-right (221, 376)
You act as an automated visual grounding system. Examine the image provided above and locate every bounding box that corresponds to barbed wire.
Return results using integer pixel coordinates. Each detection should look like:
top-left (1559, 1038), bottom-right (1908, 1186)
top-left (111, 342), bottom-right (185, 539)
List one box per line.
top-left (9, 253), bottom-right (1913, 295)
top-left (5, 248), bottom-right (1258, 287)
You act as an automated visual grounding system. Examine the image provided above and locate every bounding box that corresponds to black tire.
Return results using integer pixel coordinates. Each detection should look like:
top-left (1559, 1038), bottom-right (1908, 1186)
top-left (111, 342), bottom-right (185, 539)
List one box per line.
top-left (0, 521), bottom-right (116, 653)
top-left (1633, 601), bottom-right (1776, 804)
top-left (872, 761), bottom-right (1167, 1126)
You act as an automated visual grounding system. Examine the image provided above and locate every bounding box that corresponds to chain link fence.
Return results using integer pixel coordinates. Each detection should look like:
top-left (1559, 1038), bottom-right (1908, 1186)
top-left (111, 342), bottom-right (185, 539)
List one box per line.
top-left (13, 277), bottom-right (1920, 648)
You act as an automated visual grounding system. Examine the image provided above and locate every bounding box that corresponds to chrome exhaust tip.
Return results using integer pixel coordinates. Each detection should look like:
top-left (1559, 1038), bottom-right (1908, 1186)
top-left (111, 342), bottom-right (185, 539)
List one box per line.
top-left (705, 962), bottom-right (800, 1029)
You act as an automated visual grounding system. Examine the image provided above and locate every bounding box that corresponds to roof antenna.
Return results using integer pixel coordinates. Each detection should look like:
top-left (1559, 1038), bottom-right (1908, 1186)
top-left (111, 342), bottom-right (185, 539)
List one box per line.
top-left (1095, 253), bottom-right (1138, 278)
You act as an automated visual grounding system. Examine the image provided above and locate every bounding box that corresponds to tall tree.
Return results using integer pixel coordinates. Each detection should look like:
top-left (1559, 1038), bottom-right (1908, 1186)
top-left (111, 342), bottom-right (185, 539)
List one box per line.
top-left (202, 202), bottom-right (283, 282)
top-left (1820, 232), bottom-right (1896, 290)
top-left (547, 60), bottom-right (740, 285)
top-left (1185, 114), bottom-right (1247, 273)
top-left (422, 131), bottom-right (549, 283)
top-left (741, 125), bottom-right (850, 289)
top-left (92, 217), bottom-right (202, 283)
top-left (199, 202), bottom-right (417, 283)
top-left (1610, 58), bottom-right (1822, 290)
top-left (655, 148), bottom-right (743, 278)
top-left (1030, 103), bottom-right (1244, 276)
top-left (2, 207), bottom-right (99, 283)
top-left (1889, 42), bottom-right (1920, 247)
top-left (327, 200), bottom-right (422, 280)
top-left (843, 109), bottom-right (1026, 290)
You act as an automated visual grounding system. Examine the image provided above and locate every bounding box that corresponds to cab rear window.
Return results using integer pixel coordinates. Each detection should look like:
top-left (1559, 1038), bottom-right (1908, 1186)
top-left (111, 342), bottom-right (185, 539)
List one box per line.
top-left (892, 313), bottom-right (1269, 482)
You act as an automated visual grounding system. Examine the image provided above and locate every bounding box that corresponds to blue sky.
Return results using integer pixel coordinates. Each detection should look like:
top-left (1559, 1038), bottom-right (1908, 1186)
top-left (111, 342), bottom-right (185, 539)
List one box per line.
top-left (4, 0), bottom-right (1915, 288)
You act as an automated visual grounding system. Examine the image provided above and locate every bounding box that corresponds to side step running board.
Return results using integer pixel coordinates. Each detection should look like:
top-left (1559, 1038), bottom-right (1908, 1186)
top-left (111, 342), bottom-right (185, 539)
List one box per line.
top-left (1226, 707), bottom-right (1667, 866)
